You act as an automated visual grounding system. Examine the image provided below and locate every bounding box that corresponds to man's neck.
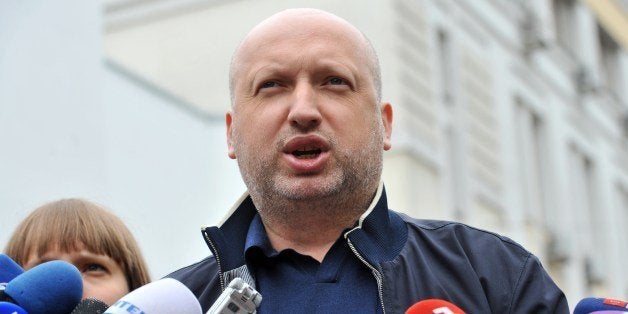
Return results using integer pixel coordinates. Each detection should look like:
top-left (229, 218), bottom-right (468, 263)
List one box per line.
top-left (264, 221), bottom-right (346, 262)
top-left (255, 199), bottom-right (368, 262)
top-left (250, 183), bottom-right (380, 262)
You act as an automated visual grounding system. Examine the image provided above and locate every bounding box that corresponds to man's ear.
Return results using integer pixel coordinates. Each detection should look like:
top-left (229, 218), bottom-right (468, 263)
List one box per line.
top-left (226, 111), bottom-right (236, 159)
top-left (381, 102), bottom-right (393, 151)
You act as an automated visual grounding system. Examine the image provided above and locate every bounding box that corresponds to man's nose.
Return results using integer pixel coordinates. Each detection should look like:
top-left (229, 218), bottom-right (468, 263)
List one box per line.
top-left (287, 83), bottom-right (322, 130)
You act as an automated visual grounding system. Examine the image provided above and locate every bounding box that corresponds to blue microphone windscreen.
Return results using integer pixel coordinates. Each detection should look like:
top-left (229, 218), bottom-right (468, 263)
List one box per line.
top-left (0, 254), bottom-right (24, 284)
top-left (574, 297), bottom-right (628, 314)
top-left (0, 301), bottom-right (27, 314)
top-left (6, 260), bottom-right (83, 314)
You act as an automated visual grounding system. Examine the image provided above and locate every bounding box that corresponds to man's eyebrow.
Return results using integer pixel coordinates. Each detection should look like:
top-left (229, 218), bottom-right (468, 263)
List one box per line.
top-left (246, 64), bottom-right (291, 91)
top-left (250, 64), bottom-right (287, 80)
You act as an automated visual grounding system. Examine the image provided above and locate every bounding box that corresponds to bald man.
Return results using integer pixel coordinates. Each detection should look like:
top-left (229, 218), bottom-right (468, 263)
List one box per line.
top-left (169, 8), bottom-right (569, 313)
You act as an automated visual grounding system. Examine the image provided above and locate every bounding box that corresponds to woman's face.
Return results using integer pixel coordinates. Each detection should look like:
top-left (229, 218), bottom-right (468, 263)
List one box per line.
top-left (23, 242), bottom-right (130, 305)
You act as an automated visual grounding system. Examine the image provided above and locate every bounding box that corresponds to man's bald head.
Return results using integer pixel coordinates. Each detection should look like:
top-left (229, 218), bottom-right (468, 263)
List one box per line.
top-left (228, 8), bottom-right (382, 105)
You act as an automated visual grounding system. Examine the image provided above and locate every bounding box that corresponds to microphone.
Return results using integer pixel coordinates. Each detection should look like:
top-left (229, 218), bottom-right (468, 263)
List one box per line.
top-left (104, 278), bottom-right (202, 314)
top-left (0, 255), bottom-right (24, 284)
top-left (207, 277), bottom-right (262, 314)
top-left (406, 299), bottom-right (465, 314)
top-left (70, 298), bottom-right (110, 314)
top-left (573, 297), bottom-right (628, 314)
top-left (0, 301), bottom-right (27, 314)
top-left (1, 260), bottom-right (83, 314)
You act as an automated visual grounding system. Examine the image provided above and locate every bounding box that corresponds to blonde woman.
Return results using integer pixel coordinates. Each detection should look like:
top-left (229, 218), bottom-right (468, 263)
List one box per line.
top-left (4, 198), bottom-right (151, 305)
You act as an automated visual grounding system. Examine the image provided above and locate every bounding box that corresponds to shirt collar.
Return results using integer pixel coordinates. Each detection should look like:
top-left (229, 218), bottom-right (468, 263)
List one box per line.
top-left (244, 212), bottom-right (278, 258)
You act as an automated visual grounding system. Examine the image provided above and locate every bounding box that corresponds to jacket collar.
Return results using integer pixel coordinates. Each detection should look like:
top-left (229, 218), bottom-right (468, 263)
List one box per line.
top-left (344, 182), bottom-right (407, 266)
top-left (202, 195), bottom-right (257, 272)
top-left (202, 182), bottom-right (407, 272)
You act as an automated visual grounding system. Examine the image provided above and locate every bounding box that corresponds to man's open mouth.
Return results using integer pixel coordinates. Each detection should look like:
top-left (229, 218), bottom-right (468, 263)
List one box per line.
top-left (283, 135), bottom-right (330, 164)
top-left (292, 146), bottom-right (322, 159)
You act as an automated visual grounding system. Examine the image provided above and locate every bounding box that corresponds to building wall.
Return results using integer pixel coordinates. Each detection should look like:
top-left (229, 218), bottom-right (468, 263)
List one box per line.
top-left (102, 62), bottom-right (245, 277)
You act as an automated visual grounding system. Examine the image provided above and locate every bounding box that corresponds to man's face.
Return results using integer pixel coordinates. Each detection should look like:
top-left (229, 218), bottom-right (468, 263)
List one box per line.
top-left (227, 13), bottom-right (392, 203)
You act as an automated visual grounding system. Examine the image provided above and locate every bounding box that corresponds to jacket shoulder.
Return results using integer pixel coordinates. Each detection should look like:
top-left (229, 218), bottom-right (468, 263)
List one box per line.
top-left (400, 213), bottom-right (530, 255)
top-left (391, 212), bottom-right (568, 313)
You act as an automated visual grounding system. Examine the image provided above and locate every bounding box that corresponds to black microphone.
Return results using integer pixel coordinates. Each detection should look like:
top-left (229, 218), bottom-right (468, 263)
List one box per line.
top-left (573, 297), bottom-right (628, 314)
top-left (70, 298), bottom-right (110, 314)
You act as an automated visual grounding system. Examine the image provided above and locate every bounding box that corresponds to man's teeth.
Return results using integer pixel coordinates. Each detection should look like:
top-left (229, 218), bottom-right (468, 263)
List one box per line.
top-left (292, 147), bottom-right (321, 159)
top-left (296, 153), bottom-right (316, 159)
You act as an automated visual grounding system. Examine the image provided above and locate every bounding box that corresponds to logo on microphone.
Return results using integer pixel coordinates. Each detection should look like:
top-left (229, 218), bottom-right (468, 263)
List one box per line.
top-left (432, 306), bottom-right (455, 314)
top-left (603, 298), bottom-right (628, 308)
top-left (105, 300), bottom-right (144, 314)
top-left (405, 298), bottom-right (465, 314)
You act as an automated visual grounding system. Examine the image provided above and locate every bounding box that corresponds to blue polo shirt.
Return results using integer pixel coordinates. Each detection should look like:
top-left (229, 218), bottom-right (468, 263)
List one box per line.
top-left (244, 213), bottom-right (382, 313)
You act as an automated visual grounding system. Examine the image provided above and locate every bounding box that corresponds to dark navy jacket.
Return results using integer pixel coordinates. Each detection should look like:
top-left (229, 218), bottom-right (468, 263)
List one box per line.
top-left (168, 184), bottom-right (569, 313)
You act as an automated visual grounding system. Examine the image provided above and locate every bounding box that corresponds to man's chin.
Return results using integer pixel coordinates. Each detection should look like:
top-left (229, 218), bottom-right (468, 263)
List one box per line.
top-left (273, 178), bottom-right (343, 200)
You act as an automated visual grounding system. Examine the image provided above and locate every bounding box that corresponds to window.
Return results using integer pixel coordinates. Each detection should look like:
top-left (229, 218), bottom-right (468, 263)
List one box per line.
top-left (568, 146), bottom-right (605, 293)
top-left (597, 24), bottom-right (623, 99)
top-left (437, 28), bottom-right (464, 220)
top-left (437, 29), bottom-right (454, 105)
top-left (552, 0), bottom-right (578, 56)
top-left (616, 186), bottom-right (628, 296)
top-left (514, 98), bottom-right (558, 263)
top-left (515, 100), bottom-right (548, 225)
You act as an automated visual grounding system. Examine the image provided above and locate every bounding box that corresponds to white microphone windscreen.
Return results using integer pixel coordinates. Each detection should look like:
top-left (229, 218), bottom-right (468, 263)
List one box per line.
top-left (104, 278), bottom-right (202, 314)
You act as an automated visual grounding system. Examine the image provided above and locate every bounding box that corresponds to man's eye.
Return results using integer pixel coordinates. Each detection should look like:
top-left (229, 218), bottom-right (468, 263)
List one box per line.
top-left (260, 81), bottom-right (278, 89)
top-left (327, 77), bottom-right (346, 85)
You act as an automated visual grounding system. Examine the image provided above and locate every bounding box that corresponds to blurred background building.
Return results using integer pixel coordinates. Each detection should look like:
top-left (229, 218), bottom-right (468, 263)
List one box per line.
top-left (1, 0), bottom-right (626, 308)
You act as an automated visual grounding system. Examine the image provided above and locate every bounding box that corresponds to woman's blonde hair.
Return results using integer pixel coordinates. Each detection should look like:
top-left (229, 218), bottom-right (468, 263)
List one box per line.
top-left (4, 198), bottom-right (151, 290)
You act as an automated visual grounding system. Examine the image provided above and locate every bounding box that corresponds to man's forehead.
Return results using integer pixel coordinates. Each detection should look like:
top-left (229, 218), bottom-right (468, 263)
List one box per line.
top-left (237, 9), bottom-right (365, 57)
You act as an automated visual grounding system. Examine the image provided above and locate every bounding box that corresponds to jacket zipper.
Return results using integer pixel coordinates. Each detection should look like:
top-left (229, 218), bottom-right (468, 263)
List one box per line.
top-left (347, 238), bottom-right (386, 314)
top-left (202, 228), bottom-right (225, 291)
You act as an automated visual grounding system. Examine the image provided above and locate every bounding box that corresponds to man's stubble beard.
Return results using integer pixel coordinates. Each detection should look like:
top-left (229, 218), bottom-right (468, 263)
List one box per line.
top-left (233, 123), bottom-right (384, 223)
